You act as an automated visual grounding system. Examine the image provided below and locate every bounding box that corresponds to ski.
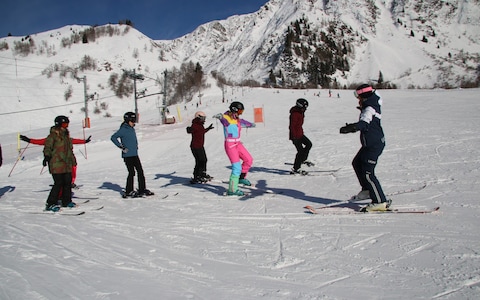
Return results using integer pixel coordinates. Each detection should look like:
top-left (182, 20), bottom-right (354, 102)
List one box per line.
top-left (122, 190), bottom-right (155, 199)
top-left (222, 191), bottom-right (251, 198)
top-left (213, 180), bottom-right (277, 194)
top-left (73, 203), bottom-right (104, 211)
top-left (284, 162), bottom-right (340, 173)
top-left (72, 196), bottom-right (100, 200)
top-left (68, 199), bottom-right (102, 210)
top-left (49, 184), bottom-right (83, 190)
top-left (386, 183), bottom-right (427, 197)
top-left (309, 184), bottom-right (429, 211)
top-left (385, 207), bottom-right (440, 214)
top-left (304, 205), bottom-right (440, 215)
top-left (161, 192), bottom-right (179, 199)
top-left (284, 161), bottom-right (316, 167)
top-left (29, 210), bottom-right (86, 216)
top-left (288, 171), bottom-right (334, 177)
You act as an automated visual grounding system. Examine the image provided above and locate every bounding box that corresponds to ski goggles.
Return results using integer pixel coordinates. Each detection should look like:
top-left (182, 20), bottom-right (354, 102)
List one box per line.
top-left (354, 86), bottom-right (373, 98)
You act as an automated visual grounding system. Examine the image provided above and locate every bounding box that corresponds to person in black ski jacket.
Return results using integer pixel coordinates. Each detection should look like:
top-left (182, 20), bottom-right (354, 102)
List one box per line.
top-left (340, 84), bottom-right (391, 212)
top-left (187, 111), bottom-right (214, 184)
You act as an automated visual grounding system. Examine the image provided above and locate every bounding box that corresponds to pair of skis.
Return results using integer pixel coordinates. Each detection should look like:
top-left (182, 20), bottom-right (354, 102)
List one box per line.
top-left (304, 205), bottom-right (440, 215)
top-left (30, 198), bottom-right (103, 216)
top-left (303, 184), bottom-right (439, 214)
top-left (284, 162), bottom-right (340, 176)
top-left (210, 179), bottom-right (278, 196)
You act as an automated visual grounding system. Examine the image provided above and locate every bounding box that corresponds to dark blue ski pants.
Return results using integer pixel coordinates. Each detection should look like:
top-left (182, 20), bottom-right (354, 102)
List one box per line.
top-left (352, 143), bottom-right (387, 203)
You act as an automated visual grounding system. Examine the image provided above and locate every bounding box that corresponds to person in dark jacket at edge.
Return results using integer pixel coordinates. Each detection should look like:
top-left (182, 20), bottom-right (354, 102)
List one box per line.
top-left (340, 84), bottom-right (392, 212)
top-left (187, 111), bottom-right (214, 184)
top-left (289, 98), bottom-right (313, 175)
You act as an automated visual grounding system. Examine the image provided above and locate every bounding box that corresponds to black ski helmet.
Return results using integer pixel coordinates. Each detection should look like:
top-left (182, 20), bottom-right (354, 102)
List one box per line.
top-left (296, 98), bottom-right (309, 109)
top-left (354, 84), bottom-right (374, 99)
top-left (54, 115), bottom-right (70, 127)
top-left (123, 111), bottom-right (137, 123)
top-left (229, 101), bottom-right (245, 114)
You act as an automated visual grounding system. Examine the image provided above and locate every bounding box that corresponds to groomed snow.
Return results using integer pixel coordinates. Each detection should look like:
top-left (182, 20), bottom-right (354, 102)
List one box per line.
top-left (1, 87), bottom-right (479, 299)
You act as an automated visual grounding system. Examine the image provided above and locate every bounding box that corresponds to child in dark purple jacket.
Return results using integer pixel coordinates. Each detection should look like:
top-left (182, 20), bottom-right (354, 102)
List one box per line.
top-left (187, 111), bottom-right (214, 183)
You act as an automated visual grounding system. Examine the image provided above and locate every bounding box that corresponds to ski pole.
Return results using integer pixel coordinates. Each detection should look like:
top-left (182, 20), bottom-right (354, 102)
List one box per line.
top-left (8, 143), bottom-right (30, 177)
top-left (82, 122), bottom-right (88, 159)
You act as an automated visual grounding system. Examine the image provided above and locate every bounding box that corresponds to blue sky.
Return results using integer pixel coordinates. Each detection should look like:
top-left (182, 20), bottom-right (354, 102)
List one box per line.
top-left (2, 0), bottom-right (268, 40)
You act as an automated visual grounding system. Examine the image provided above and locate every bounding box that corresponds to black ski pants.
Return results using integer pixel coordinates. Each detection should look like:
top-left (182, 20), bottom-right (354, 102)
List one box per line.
top-left (46, 172), bottom-right (72, 207)
top-left (191, 147), bottom-right (207, 178)
top-left (292, 135), bottom-right (312, 170)
top-left (124, 156), bottom-right (146, 193)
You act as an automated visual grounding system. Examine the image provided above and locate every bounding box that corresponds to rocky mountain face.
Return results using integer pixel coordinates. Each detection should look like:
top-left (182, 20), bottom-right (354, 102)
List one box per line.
top-left (157, 0), bottom-right (480, 88)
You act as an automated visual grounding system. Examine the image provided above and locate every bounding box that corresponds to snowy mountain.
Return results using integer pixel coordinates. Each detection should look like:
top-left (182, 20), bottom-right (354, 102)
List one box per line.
top-left (0, 0), bottom-right (479, 133)
top-left (162, 0), bottom-right (480, 88)
top-left (1, 1), bottom-right (480, 297)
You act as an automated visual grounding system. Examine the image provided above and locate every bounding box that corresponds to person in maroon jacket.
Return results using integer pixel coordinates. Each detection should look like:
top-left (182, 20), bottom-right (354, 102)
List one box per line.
top-left (187, 111), bottom-right (214, 183)
top-left (289, 98), bottom-right (313, 175)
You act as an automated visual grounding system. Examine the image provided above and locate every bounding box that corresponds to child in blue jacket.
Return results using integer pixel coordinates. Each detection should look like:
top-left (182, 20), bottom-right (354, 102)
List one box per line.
top-left (111, 112), bottom-right (154, 198)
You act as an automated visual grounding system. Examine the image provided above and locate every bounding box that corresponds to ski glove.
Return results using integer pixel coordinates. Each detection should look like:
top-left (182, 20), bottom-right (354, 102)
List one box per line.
top-left (340, 123), bottom-right (358, 134)
top-left (121, 146), bottom-right (129, 154)
top-left (213, 113), bottom-right (223, 119)
top-left (85, 135), bottom-right (92, 143)
top-left (42, 156), bottom-right (50, 166)
top-left (186, 126), bottom-right (192, 134)
top-left (20, 135), bottom-right (30, 143)
top-left (206, 123), bottom-right (214, 130)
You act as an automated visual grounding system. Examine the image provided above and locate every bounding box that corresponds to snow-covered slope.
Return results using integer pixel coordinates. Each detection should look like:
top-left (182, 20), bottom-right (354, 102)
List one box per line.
top-left (1, 87), bottom-right (479, 299)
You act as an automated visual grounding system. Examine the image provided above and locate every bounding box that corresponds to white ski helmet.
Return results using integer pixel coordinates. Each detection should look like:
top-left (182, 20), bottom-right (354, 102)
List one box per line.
top-left (194, 111), bottom-right (206, 120)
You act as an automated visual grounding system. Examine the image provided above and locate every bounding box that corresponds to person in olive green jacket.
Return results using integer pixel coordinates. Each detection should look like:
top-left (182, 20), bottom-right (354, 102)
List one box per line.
top-left (43, 115), bottom-right (77, 211)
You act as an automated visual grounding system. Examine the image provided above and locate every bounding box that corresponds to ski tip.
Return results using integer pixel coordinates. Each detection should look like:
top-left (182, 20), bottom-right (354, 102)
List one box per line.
top-left (303, 205), bottom-right (317, 214)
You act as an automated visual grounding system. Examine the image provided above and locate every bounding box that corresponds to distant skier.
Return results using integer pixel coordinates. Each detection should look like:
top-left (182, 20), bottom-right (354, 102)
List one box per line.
top-left (187, 111), bottom-right (214, 184)
top-left (20, 133), bottom-right (91, 189)
top-left (289, 98), bottom-right (313, 175)
top-left (214, 101), bottom-right (256, 196)
top-left (111, 112), bottom-right (154, 198)
top-left (43, 115), bottom-right (77, 211)
top-left (340, 84), bottom-right (391, 212)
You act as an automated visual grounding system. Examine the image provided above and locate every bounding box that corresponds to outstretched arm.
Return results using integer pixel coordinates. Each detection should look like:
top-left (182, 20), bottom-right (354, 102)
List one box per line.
top-left (20, 135), bottom-right (46, 145)
top-left (71, 135), bottom-right (91, 144)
